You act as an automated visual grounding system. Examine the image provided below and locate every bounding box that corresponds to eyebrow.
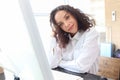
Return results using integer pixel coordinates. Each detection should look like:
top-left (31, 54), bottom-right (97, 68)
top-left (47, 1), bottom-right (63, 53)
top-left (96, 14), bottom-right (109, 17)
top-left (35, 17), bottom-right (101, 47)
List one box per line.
top-left (64, 12), bottom-right (68, 18)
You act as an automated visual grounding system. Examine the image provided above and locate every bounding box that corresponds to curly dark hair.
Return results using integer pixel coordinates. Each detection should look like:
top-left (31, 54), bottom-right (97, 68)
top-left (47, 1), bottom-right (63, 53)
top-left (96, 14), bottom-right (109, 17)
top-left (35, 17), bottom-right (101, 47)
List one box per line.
top-left (50, 5), bottom-right (95, 48)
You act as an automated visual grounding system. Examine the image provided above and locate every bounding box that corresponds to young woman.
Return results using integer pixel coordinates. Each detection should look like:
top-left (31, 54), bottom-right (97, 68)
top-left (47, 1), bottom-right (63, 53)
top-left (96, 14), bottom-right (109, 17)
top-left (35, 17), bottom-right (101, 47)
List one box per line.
top-left (48, 5), bottom-right (100, 74)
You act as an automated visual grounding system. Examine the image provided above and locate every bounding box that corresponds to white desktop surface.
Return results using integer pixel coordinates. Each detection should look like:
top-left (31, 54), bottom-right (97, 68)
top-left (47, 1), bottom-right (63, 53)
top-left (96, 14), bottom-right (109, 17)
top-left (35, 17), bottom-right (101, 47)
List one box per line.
top-left (52, 70), bottom-right (83, 80)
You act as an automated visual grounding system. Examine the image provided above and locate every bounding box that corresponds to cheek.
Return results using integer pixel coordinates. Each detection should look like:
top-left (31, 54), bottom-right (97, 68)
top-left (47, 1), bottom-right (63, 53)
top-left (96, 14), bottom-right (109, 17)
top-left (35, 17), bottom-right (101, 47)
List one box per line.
top-left (74, 22), bottom-right (78, 32)
top-left (75, 26), bottom-right (78, 32)
top-left (61, 27), bottom-right (67, 32)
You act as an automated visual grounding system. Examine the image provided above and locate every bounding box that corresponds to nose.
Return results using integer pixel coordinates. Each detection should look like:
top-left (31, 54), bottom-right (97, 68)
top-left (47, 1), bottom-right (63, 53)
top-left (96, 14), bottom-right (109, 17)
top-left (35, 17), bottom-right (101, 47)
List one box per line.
top-left (64, 21), bottom-right (69, 28)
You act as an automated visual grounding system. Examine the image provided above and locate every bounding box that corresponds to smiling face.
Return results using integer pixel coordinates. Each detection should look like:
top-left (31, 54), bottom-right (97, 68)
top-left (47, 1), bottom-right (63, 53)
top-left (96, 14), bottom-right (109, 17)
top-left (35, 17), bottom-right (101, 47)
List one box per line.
top-left (55, 10), bottom-right (78, 36)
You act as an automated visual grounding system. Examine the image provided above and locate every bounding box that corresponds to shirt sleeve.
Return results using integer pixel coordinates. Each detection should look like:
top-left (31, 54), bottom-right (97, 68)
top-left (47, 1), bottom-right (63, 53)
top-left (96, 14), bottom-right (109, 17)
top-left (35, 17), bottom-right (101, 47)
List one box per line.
top-left (47, 37), bottom-right (62, 68)
top-left (59, 28), bottom-right (100, 73)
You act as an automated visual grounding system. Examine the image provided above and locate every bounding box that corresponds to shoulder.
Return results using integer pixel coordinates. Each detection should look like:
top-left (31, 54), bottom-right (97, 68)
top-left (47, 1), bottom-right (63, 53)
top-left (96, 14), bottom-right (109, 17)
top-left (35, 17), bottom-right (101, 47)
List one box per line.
top-left (79, 27), bottom-right (99, 41)
top-left (85, 27), bottom-right (99, 36)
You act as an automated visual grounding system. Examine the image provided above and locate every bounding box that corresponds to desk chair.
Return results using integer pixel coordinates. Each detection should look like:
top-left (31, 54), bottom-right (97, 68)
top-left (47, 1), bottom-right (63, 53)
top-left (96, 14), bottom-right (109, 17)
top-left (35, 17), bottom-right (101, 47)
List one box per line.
top-left (97, 56), bottom-right (120, 80)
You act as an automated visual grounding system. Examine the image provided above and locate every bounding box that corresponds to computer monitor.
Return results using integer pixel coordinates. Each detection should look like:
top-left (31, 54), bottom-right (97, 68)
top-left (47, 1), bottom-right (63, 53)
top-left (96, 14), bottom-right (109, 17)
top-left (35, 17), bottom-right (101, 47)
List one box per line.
top-left (0, 0), bottom-right (54, 80)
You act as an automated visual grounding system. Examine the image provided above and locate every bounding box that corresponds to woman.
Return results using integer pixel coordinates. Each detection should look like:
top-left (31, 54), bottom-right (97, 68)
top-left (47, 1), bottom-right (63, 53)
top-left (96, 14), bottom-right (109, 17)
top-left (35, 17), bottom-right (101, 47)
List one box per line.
top-left (48, 5), bottom-right (100, 74)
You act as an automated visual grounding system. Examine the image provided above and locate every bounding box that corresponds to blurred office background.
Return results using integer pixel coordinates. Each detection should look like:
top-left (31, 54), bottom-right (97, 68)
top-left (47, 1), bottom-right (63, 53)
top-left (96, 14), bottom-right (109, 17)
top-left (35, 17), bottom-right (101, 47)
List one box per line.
top-left (0, 0), bottom-right (120, 80)
top-left (29, 1), bottom-right (120, 79)
top-left (29, 0), bottom-right (106, 56)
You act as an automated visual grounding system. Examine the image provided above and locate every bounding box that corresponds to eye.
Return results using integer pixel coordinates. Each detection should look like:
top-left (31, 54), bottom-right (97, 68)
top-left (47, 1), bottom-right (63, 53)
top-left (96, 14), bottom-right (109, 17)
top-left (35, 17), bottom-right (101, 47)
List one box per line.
top-left (58, 23), bottom-right (63, 27)
top-left (65, 15), bottom-right (70, 20)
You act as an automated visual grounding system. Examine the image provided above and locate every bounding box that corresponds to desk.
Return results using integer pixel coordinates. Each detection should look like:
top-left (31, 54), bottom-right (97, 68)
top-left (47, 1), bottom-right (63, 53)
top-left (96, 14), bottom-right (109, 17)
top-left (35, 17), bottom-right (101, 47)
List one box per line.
top-left (53, 67), bottom-right (106, 80)
top-left (52, 70), bottom-right (83, 80)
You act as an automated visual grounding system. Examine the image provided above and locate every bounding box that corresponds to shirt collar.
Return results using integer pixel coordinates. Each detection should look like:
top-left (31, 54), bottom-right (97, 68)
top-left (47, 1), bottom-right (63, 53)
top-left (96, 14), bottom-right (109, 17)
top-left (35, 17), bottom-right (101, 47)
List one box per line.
top-left (69, 31), bottom-right (83, 41)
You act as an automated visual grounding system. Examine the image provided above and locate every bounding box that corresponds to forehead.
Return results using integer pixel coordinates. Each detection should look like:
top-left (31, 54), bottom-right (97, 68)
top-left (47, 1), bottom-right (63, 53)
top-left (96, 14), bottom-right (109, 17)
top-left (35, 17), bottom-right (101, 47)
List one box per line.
top-left (54, 10), bottom-right (69, 22)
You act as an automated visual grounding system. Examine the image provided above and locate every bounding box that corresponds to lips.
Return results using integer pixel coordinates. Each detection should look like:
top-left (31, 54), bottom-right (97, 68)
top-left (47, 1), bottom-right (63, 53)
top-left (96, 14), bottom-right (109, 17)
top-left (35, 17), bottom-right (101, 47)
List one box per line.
top-left (68, 24), bottom-right (73, 31)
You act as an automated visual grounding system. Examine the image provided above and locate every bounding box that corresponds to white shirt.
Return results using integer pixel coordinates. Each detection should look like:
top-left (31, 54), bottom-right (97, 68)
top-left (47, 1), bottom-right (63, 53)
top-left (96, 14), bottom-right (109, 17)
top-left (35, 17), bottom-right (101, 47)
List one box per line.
top-left (48, 27), bottom-right (100, 74)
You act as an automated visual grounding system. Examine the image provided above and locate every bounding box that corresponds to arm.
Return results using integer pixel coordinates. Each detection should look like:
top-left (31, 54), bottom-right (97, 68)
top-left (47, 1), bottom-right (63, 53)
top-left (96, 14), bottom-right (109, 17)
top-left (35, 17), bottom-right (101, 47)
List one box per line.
top-left (59, 28), bottom-right (100, 73)
top-left (47, 37), bottom-right (62, 68)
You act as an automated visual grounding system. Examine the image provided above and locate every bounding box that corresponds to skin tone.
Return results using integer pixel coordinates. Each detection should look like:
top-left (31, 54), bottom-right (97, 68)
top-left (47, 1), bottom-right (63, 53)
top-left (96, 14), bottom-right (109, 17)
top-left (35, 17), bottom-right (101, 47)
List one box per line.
top-left (55, 10), bottom-right (78, 37)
